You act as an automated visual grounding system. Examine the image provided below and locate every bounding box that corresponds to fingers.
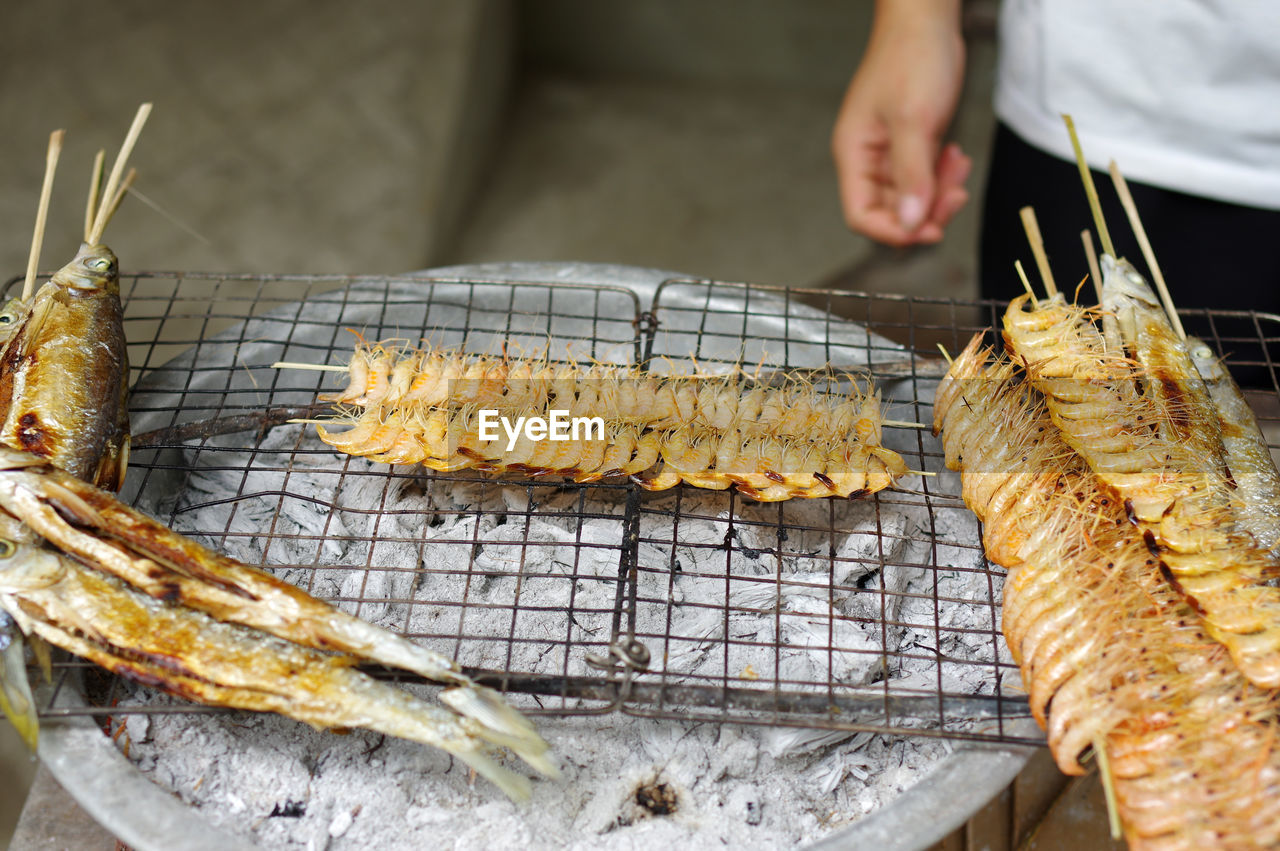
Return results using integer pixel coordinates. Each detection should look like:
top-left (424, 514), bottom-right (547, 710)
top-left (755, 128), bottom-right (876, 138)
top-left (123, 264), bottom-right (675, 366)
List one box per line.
top-left (926, 142), bottom-right (973, 231)
top-left (834, 137), bottom-right (922, 246)
top-left (836, 136), bottom-right (972, 247)
top-left (887, 120), bottom-right (940, 234)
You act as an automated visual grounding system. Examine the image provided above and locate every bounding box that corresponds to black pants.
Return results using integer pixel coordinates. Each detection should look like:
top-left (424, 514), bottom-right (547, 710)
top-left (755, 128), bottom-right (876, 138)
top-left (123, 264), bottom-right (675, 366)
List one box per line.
top-left (979, 123), bottom-right (1280, 315)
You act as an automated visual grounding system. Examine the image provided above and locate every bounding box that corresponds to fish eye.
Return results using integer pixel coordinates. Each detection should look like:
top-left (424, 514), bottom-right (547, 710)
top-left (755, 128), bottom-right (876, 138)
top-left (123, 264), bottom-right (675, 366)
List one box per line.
top-left (0, 539), bottom-right (15, 559)
top-left (88, 257), bottom-right (113, 272)
top-left (1192, 345), bottom-right (1213, 359)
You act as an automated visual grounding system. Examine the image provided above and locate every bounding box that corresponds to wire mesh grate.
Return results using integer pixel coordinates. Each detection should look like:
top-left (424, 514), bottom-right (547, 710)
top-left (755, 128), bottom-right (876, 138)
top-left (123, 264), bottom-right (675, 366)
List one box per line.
top-left (10, 271), bottom-right (1279, 748)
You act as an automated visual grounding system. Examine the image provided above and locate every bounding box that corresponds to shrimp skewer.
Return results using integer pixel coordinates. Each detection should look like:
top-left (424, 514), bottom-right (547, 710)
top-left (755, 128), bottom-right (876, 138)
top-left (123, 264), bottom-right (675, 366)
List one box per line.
top-left (302, 342), bottom-right (909, 501)
top-left (1002, 277), bottom-right (1280, 689)
top-left (934, 334), bottom-right (1280, 848)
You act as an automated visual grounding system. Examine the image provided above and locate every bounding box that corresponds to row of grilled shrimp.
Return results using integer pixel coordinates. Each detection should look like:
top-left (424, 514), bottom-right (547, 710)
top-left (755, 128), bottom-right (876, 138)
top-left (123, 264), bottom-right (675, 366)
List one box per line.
top-left (315, 343), bottom-right (908, 501)
top-left (935, 336), bottom-right (1280, 849)
top-left (1002, 258), bottom-right (1280, 690)
top-left (0, 111), bottom-right (555, 801)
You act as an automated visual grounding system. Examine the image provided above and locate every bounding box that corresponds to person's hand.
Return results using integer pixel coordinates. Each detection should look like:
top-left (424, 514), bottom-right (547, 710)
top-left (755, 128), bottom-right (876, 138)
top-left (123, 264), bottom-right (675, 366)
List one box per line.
top-left (832, 1), bottom-right (971, 246)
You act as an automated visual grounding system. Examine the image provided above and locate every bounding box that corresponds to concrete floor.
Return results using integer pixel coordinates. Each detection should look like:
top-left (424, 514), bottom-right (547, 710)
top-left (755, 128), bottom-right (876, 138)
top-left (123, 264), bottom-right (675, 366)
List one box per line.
top-left (1, 2), bottom-right (1120, 848)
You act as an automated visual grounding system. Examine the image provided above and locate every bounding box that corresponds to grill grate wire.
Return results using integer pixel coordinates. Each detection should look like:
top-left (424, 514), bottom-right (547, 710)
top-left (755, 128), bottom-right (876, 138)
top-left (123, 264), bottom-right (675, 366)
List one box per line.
top-left (7, 271), bottom-right (1278, 749)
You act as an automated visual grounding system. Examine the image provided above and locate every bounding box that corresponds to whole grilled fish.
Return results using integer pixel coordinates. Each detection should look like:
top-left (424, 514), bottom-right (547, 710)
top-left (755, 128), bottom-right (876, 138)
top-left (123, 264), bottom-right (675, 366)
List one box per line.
top-left (0, 242), bottom-right (129, 490)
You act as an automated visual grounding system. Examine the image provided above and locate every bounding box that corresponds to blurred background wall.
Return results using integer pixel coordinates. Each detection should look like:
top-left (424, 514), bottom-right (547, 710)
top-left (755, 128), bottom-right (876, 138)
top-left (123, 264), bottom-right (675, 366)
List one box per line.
top-left (1, 0), bottom-right (993, 290)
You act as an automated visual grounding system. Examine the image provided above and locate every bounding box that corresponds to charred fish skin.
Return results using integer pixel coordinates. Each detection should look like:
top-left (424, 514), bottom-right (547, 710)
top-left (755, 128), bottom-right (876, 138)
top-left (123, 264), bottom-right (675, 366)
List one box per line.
top-left (0, 242), bottom-right (129, 489)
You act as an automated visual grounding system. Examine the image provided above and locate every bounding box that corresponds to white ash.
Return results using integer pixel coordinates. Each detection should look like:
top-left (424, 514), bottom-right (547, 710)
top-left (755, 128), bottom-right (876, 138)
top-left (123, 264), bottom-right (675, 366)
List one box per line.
top-left (115, 424), bottom-right (1014, 849)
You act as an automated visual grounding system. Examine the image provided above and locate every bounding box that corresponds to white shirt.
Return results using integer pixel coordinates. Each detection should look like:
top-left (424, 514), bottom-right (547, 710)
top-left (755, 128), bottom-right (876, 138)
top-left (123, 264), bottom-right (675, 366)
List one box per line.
top-left (995, 0), bottom-right (1280, 210)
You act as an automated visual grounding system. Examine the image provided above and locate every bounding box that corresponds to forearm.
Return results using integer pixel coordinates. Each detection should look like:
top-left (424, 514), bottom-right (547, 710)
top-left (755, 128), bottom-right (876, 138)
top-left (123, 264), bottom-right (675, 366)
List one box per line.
top-left (872, 0), bottom-right (962, 30)
top-left (833, 0), bottom-right (970, 245)
top-left (868, 0), bottom-right (963, 60)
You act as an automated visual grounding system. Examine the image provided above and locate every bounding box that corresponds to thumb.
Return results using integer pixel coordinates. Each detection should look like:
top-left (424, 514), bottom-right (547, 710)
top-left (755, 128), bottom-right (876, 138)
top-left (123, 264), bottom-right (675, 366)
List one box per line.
top-left (888, 125), bottom-right (939, 233)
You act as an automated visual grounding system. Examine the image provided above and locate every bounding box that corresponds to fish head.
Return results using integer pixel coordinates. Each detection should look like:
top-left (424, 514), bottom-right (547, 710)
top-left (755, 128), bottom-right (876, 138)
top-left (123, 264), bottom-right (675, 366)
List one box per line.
top-left (0, 297), bottom-right (32, 350)
top-left (49, 243), bottom-right (119, 295)
top-left (1187, 336), bottom-right (1225, 380)
top-left (1099, 255), bottom-right (1159, 307)
top-left (0, 510), bottom-right (66, 591)
top-left (0, 299), bottom-right (28, 331)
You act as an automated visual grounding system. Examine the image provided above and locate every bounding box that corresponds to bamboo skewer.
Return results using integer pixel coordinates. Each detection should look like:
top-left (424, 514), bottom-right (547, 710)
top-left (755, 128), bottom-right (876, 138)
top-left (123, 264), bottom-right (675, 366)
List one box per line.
top-left (99, 169), bottom-right (138, 238)
top-left (1108, 160), bottom-right (1186, 340)
top-left (1019, 206), bottom-right (1058, 297)
top-left (272, 362), bottom-right (349, 372)
top-left (88, 103), bottom-right (151, 245)
top-left (1081, 229), bottom-right (1103, 302)
top-left (84, 150), bottom-right (106, 244)
top-left (1014, 260), bottom-right (1039, 308)
top-left (1062, 114), bottom-right (1115, 258)
top-left (23, 130), bottom-right (66, 303)
top-left (1082, 229), bottom-right (1123, 353)
top-left (1093, 737), bottom-right (1123, 840)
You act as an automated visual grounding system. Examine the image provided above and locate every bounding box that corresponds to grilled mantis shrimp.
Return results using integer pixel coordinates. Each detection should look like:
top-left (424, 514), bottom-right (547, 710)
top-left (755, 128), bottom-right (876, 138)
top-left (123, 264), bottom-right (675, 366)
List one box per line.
top-left (0, 110), bottom-right (555, 801)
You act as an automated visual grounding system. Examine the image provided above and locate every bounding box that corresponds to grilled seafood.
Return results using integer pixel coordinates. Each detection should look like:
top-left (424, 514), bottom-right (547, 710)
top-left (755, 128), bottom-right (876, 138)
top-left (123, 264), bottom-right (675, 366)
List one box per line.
top-left (1189, 339), bottom-right (1280, 553)
top-left (0, 446), bottom-right (555, 799)
top-left (305, 342), bottom-right (908, 500)
top-left (0, 242), bottom-right (130, 489)
top-left (935, 334), bottom-right (1280, 848)
top-left (0, 107), bottom-right (147, 491)
top-left (0, 111), bottom-right (555, 801)
top-left (1002, 268), bottom-right (1280, 689)
top-left (0, 454), bottom-right (545, 753)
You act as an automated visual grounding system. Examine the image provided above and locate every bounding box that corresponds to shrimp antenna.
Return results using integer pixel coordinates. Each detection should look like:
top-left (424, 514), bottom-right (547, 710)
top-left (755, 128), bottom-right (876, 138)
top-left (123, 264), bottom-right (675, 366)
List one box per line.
top-left (23, 129), bottom-right (65, 303)
top-left (88, 102), bottom-right (152, 245)
top-left (1108, 160), bottom-right (1185, 340)
top-left (1062, 114), bottom-right (1115, 258)
top-left (84, 150), bottom-right (106, 244)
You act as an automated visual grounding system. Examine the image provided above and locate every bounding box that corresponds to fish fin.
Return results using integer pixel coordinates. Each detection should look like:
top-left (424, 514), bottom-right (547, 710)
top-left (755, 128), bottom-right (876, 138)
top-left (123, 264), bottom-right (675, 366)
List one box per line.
top-left (0, 630), bottom-right (39, 750)
top-left (440, 686), bottom-right (560, 780)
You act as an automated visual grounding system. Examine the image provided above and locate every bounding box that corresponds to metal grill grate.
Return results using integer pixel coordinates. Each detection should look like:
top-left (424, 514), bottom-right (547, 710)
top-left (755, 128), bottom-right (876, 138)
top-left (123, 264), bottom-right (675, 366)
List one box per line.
top-left (13, 271), bottom-right (1280, 749)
